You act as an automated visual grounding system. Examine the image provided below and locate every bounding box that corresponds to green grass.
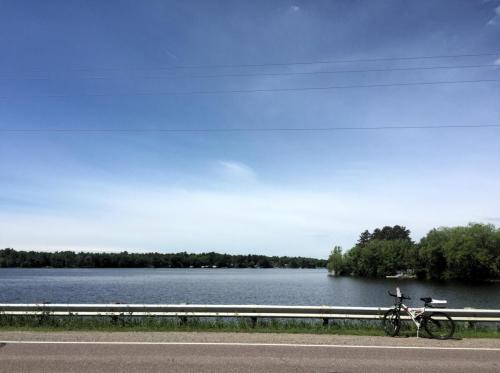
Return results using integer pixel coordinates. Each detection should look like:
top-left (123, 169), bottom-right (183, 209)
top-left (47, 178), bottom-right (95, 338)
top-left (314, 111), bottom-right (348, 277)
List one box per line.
top-left (0, 315), bottom-right (498, 338)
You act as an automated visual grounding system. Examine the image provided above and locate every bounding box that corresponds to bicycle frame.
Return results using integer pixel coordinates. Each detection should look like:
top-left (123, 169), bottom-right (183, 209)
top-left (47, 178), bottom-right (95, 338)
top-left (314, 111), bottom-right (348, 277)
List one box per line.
top-left (398, 302), bottom-right (426, 338)
top-left (386, 288), bottom-right (454, 339)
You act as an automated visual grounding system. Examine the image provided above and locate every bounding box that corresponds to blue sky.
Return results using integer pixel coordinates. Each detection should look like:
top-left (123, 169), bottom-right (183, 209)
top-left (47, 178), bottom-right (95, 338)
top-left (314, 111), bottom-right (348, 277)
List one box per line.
top-left (0, 0), bottom-right (499, 257)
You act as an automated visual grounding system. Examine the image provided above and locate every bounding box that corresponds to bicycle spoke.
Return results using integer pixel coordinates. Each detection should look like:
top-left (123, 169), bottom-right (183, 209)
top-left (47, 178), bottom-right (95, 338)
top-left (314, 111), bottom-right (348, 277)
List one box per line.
top-left (383, 309), bottom-right (400, 337)
top-left (424, 312), bottom-right (455, 339)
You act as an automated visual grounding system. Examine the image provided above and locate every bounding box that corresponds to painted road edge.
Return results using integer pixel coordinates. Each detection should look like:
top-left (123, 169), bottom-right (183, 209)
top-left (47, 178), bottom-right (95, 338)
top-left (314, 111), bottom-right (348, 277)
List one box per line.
top-left (1, 340), bottom-right (499, 351)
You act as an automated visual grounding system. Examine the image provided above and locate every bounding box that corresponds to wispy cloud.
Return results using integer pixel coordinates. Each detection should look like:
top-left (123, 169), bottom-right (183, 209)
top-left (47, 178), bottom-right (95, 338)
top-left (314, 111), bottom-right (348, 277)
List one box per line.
top-left (484, 217), bottom-right (500, 222)
top-left (161, 46), bottom-right (179, 61)
top-left (1, 165), bottom-right (499, 256)
top-left (494, 57), bottom-right (500, 65)
top-left (218, 161), bottom-right (257, 182)
top-left (0, 183), bottom-right (357, 255)
top-left (290, 5), bottom-right (300, 12)
top-left (487, 5), bottom-right (500, 25)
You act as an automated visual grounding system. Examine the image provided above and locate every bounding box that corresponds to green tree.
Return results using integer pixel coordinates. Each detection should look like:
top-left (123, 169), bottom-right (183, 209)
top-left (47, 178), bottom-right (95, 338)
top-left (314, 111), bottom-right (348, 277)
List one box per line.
top-left (327, 246), bottom-right (344, 275)
top-left (371, 225), bottom-right (411, 242)
top-left (342, 225), bottom-right (416, 278)
top-left (347, 239), bottom-right (415, 277)
top-left (357, 230), bottom-right (371, 247)
top-left (419, 223), bottom-right (500, 280)
top-left (0, 248), bottom-right (327, 269)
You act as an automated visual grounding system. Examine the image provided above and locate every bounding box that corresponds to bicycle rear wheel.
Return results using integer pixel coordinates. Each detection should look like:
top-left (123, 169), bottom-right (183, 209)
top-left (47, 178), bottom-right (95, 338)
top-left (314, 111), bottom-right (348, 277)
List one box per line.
top-left (383, 309), bottom-right (401, 337)
top-left (424, 312), bottom-right (455, 339)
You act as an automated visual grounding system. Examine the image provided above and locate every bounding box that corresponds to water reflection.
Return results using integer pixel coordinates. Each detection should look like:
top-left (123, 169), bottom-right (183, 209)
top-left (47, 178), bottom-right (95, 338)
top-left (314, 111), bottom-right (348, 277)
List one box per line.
top-left (0, 268), bottom-right (499, 308)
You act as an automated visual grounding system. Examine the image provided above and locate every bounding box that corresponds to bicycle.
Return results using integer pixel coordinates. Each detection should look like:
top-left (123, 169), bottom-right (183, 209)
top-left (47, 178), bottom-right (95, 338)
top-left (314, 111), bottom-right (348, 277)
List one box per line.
top-left (383, 287), bottom-right (455, 339)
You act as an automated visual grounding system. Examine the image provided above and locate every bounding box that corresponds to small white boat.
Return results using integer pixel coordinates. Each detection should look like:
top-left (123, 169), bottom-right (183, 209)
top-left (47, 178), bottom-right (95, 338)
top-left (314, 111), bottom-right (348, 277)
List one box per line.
top-left (386, 271), bottom-right (416, 279)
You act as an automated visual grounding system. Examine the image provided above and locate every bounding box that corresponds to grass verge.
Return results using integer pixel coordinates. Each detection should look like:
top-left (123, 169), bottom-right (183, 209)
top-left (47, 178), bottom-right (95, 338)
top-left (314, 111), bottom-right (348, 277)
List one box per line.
top-left (0, 315), bottom-right (498, 338)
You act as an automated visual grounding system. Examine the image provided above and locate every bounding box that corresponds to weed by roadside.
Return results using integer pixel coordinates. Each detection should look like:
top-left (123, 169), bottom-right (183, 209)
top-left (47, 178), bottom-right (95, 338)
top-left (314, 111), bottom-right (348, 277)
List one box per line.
top-left (0, 315), bottom-right (498, 338)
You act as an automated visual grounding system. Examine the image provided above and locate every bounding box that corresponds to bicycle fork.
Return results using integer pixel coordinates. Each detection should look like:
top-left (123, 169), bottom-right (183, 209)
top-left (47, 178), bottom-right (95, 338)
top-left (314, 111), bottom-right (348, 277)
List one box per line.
top-left (415, 318), bottom-right (424, 338)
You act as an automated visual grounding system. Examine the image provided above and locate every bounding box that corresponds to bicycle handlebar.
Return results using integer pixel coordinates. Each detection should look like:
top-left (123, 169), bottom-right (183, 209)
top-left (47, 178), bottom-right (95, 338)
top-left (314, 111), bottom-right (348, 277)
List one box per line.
top-left (387, 290), bottom-right (411, 300)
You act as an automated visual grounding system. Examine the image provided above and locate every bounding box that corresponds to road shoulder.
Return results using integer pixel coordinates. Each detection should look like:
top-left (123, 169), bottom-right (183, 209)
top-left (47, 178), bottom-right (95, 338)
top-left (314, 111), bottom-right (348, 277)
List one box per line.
top-left (1, 331), bottom-right (500, 349)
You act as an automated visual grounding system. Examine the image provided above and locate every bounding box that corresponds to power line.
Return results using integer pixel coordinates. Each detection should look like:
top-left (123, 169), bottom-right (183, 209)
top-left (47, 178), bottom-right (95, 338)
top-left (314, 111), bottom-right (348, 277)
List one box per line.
top-left (1, 78), bottom-right (499, 99)
top-left (2, 124), bottom-right (499, 134)
top-left (0, 63), bottom-right (495, 81)
top-left (159, 52), bottom-right (500, 70)
top-left (1, 52), bottom-right (498, 74)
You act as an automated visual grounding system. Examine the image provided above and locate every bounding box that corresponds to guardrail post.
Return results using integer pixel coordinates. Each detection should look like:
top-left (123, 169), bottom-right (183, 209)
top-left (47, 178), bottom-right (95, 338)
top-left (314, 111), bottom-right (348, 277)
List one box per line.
top-left (465, 320), bottom-right (475, 329)
top-left (322, 318), bottom-right (329, 326)
top-left (110, 313), bottom-right (125, 326)
top-left (250, 317), bottom-right (257, 327)
top-left (0, 311), bottom-right (7, 327)
top-left (36, 303), bottom-right (51, 326)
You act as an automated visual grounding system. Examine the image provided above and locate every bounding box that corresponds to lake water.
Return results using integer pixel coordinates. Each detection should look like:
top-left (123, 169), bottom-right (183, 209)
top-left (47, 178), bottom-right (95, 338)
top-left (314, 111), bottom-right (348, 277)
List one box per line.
top-left (1, 268), bottom-right (499, 308)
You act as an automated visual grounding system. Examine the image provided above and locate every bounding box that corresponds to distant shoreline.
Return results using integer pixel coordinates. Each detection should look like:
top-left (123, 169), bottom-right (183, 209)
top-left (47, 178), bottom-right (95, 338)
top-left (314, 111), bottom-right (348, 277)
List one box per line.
top-left (0, 266), bottom-right (327, 270)
top-left (0, 248), bottom-right (327, 269)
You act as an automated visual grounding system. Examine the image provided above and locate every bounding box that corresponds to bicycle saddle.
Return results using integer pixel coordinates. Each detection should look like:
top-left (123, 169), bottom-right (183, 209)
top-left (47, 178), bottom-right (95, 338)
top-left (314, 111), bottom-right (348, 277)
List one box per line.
top-left (420, 297), bottom-right (432, 303)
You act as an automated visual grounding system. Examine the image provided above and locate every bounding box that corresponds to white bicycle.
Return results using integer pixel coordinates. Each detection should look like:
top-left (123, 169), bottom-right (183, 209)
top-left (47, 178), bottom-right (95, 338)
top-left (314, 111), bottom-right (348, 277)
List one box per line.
top-left (383, 287), bottom-right (455, 339)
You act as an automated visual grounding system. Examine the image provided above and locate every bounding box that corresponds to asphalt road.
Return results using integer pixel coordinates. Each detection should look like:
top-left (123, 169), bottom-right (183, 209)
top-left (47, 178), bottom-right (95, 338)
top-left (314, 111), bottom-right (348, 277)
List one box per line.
top-left (1, 333), bottom-right (499, 372)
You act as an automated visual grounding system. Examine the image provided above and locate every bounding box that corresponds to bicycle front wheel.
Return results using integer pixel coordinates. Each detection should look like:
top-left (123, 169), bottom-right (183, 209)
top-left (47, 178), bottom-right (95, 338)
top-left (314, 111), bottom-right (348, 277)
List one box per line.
top-left (383, 309), bottom-right (401, 337)
top-left (424, 312), bottom-right (455, 339)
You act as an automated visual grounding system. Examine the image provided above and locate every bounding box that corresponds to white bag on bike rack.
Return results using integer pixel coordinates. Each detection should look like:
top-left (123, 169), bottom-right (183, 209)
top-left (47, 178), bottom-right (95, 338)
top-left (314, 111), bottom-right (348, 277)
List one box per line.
top-left (429, 299), bottom-right (447, 308)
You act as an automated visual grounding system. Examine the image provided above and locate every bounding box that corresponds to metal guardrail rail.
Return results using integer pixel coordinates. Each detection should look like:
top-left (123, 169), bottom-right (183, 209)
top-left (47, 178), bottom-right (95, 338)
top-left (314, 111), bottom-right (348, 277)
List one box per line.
top-left (1, 304), bottom-right (499, 322)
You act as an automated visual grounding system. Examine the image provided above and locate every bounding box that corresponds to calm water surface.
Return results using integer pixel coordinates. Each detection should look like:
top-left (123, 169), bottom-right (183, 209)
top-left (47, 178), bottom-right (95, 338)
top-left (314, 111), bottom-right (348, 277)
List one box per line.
top-left (1, 268), bottom-right (499, 308)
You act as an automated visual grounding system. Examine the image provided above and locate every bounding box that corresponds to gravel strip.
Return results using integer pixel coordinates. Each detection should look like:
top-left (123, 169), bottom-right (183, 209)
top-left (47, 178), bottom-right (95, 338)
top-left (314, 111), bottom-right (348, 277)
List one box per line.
top-left (1, 331), bottom-right (499, 348)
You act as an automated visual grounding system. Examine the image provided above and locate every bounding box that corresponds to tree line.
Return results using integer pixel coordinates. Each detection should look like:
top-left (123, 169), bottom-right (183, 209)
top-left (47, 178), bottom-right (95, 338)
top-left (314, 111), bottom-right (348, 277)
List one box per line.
top-left (0, 249), bottom-right (327, 269)
top-left (327, 223), bottom-right (500, 281)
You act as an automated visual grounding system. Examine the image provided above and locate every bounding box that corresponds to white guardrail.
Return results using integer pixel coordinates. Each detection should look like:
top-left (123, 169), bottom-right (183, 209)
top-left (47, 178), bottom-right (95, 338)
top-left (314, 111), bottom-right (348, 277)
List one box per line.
top-left (1, 304), bottom-right (500, 322)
